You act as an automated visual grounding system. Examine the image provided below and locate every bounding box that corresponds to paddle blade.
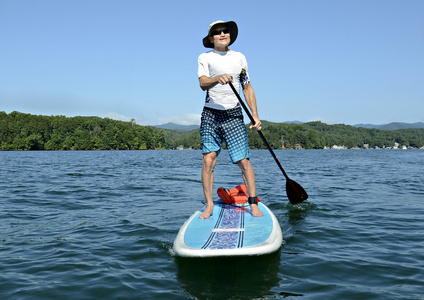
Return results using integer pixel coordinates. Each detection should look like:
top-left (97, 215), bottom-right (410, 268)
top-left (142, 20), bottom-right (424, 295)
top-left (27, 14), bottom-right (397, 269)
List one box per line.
top-left (286, 179), bottom-right (308, 204)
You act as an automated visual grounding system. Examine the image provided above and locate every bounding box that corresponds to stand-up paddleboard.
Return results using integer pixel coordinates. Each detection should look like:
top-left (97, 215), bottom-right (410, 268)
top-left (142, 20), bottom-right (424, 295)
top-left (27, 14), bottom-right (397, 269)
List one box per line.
top-left (173, 200), bottom-right (282, 257)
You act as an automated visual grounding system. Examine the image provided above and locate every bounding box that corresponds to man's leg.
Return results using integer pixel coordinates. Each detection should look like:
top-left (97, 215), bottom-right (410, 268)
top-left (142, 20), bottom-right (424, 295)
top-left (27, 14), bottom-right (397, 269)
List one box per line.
top-left (237, 158), bottom-right (263, 217)
top-left (200, 152), bottom-right (217, 219)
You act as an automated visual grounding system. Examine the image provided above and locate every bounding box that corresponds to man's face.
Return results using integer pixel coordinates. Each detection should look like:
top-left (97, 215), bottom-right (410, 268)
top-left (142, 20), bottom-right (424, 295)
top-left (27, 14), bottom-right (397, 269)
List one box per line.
top-left (208, 26), bottom-right (231, 49)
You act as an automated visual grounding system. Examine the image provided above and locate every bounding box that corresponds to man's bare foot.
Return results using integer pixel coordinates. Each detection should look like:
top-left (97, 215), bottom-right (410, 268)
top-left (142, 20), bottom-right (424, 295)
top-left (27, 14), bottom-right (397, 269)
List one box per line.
top-left (199, 205), bottom-right (213, 219)
top-left (250, 204), bottom-right (263, 217)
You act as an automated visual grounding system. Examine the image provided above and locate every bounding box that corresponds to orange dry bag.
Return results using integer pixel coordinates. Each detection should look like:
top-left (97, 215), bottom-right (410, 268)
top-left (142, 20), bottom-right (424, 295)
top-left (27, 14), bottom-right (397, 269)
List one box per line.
top-left (217, 184), bottom-right (260, 204)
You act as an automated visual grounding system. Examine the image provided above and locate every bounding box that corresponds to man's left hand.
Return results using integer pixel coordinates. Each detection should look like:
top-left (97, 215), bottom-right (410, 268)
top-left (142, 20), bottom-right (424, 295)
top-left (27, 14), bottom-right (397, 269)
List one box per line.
top-left (250, 117), bottom-right (261, 131)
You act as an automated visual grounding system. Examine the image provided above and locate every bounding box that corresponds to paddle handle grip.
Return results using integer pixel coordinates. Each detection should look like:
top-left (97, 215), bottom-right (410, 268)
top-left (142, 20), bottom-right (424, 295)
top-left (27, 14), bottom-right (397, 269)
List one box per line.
top-left (228, 82), bottom-right (290, 181)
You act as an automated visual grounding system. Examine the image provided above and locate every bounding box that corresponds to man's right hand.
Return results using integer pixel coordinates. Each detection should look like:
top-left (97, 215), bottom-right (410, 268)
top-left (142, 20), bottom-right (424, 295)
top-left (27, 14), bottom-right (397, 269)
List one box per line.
top-left (199, 74), bottom-right (233, 91)
top-left (216, 74), bottom-right (233, 85)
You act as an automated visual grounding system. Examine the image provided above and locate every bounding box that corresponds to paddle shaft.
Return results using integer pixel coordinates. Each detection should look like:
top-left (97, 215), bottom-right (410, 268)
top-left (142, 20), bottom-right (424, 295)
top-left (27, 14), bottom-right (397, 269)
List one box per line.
top-left (228, 82), bottom-right (290, 181)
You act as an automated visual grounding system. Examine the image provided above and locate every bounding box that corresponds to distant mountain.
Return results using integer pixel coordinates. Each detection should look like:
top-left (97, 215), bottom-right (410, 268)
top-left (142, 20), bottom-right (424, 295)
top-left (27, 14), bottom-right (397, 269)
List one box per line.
top-left (156, 121), bottom-right (424, 132)
top-left (156, 120), bottom-right (304, 131)
top-left (154, 122), bottom-right (199, 131)
top-left (284, 120), bottom-right (304, 124)
top-left (260, 120), bottom-right (302, 128)
top-left (353, 122), bottom-right (424, 130)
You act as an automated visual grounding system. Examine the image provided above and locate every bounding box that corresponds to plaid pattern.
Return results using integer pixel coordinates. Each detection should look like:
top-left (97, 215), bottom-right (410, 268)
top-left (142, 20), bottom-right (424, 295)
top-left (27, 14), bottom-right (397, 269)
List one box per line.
top-left (200, 106), bottom-right (250, 163)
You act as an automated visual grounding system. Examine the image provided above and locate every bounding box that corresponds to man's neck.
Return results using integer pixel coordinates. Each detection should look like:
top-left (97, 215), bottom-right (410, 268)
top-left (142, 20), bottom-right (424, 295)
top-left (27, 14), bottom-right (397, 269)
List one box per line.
top-left (214, 46), bottom-right (229, 52)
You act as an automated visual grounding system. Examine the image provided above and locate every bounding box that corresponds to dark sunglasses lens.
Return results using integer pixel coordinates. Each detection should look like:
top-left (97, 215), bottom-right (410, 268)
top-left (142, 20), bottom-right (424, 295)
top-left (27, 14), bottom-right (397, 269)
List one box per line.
top-left (212, 28), bottom-right (230, 36)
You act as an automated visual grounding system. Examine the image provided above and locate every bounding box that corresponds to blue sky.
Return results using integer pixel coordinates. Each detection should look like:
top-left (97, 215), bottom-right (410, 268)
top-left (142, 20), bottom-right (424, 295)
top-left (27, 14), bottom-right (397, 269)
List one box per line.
top-left (1, 0), bottom-right (423, 126)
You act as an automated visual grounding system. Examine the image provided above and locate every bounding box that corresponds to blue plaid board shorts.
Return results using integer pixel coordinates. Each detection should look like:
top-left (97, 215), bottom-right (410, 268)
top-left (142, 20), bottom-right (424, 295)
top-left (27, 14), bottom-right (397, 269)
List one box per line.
top-left (200, 106), bottom-right (250, 163)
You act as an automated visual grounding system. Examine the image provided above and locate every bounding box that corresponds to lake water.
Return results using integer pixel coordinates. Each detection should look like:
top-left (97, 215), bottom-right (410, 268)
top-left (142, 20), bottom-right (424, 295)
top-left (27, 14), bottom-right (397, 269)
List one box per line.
top-left (1, 149), bottom-right (423, 299)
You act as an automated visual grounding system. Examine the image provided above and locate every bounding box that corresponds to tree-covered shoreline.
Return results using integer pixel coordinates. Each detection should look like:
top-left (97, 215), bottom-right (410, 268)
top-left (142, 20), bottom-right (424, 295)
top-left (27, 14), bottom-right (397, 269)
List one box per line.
top-left (164, 120), bottom-right (424, 150)
top-left (1, 111), bottom-right (423, 151)
top-left (0, 111), bottom-right (165, 150)
top-left (246, 121), bottom-right (424, 150)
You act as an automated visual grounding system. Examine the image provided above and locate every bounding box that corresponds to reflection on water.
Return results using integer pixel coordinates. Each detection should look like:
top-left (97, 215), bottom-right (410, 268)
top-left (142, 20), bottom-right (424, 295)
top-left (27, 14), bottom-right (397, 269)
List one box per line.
top-left (175, 251), bottom-right (281, 299)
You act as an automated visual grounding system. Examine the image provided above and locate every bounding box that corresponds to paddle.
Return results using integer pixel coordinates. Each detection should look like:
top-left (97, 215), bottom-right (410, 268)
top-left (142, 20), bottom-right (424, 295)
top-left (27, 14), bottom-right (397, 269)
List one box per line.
top-left (228, 81), bottom-right (308, 204)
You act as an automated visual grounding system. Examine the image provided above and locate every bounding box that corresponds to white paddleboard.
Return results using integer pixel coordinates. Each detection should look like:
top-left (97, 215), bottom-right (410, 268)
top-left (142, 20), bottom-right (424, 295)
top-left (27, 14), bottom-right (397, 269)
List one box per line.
top-left (173, 200), bottom-right (282, 257)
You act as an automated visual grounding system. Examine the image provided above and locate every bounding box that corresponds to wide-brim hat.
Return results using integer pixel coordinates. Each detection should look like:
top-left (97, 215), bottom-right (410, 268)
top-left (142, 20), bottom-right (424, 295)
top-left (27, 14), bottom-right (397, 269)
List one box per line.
top-left (202, 20), bottom-right (238, 48)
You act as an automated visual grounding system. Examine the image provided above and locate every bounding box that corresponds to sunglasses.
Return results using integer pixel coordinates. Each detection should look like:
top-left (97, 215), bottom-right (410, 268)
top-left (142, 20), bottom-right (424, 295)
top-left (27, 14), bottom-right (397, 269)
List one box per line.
top-left (211, 28), bottom-right (230, 36)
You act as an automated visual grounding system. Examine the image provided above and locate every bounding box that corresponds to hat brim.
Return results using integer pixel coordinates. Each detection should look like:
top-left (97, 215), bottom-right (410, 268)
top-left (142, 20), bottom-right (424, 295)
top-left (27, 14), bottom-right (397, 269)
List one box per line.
top-left (202, 21), bottom-right (238, 48)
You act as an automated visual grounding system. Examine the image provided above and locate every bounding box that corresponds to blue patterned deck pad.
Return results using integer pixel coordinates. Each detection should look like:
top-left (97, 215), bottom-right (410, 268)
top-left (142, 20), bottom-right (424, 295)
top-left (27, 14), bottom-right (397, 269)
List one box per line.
top-left (202, 204), bottom-right (247, 249)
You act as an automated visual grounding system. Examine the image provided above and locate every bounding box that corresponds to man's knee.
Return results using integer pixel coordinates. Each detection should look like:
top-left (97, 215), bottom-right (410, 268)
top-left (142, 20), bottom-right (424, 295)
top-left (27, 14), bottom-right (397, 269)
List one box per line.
top-left (237, 158), bottom-right (251, 171)
top-left (203, 152), bottom-right (217, 171)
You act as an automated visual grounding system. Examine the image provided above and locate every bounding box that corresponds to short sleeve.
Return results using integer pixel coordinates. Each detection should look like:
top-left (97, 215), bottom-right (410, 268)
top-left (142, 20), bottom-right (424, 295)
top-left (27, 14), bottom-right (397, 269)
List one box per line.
top-left (198, 54), bottom-right (209, 78)
top-left (239, 54), bottom-right (250, 85)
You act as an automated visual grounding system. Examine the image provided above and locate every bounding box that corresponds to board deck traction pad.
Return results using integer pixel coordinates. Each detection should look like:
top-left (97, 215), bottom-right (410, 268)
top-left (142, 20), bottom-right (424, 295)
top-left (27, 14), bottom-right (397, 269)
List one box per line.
top-left (174, 199), bottom-right (282, 257)
top-left (200, 203), bottom-right (246, 250)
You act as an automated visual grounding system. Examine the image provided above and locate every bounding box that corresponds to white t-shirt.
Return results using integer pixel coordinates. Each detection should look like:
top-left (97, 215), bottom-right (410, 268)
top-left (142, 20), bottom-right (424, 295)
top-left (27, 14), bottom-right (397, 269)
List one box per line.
top-left (198, 50), bottom-right (250, 110)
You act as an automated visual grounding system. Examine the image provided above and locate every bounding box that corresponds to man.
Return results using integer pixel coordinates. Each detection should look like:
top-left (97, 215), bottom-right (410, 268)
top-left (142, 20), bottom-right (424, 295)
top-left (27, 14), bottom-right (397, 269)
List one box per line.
top-left (198, 20), bottom-right (263, 219)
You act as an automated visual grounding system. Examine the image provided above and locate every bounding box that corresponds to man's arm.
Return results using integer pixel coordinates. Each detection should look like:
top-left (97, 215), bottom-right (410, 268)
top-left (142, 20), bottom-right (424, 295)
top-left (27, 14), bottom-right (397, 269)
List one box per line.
top-left (199, 74), bottom-right (233, 91)
top-left (242, 83), bottom-right (261, 130)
